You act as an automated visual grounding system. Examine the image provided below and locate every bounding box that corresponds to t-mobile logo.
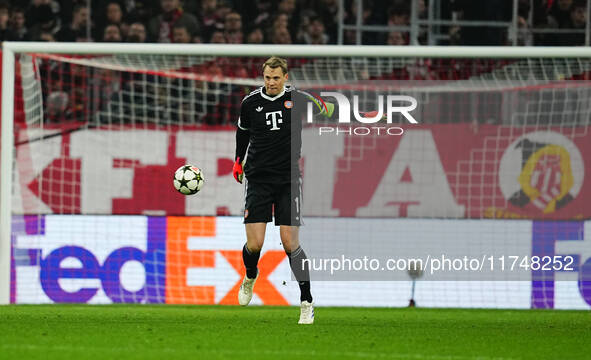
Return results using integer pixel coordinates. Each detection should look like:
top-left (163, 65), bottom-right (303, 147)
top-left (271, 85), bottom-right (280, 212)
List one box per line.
top-left (265, 111), bottom-right (283, 130)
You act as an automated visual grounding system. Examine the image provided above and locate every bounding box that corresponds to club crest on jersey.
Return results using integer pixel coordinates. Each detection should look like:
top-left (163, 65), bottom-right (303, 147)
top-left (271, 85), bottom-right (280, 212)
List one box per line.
top-left (256, 106), bottom-right (263, 112)
top-left (284, 100), bottom-right (293, 109)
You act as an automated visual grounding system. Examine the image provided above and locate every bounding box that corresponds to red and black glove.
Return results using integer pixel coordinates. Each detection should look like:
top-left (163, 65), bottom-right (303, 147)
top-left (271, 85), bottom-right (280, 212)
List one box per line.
top-left (232, 157), bottom-right (244, 184)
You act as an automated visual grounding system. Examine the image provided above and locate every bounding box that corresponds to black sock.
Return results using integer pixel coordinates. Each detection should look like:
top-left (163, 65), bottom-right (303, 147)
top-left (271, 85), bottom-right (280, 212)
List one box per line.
top-left (287, 246), bottom-right (313, 303)
top-left (242, 244), bottom-right (260, 279)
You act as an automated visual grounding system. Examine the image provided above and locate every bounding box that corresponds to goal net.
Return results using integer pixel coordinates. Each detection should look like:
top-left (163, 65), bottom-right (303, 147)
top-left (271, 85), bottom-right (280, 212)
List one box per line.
top-left (2, 44), bottom-right (591, 309)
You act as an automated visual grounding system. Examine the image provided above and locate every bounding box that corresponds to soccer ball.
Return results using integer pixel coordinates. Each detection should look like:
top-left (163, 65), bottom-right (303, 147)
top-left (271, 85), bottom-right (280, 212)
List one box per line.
top-left (173, 165), bottom-right (204, 195)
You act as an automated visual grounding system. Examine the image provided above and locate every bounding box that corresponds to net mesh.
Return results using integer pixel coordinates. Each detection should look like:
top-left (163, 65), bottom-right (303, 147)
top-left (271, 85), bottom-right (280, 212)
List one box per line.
top-left (8, 52), bottom-right (591, 308)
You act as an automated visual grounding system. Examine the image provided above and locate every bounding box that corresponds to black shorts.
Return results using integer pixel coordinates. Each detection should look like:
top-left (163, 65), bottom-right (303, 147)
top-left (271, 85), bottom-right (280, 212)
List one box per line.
top-left (243, 179), bottom-right (302, 226)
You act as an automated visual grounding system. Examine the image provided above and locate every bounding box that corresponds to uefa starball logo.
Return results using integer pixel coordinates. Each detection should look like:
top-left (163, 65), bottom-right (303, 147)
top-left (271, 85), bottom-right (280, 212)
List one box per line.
top-left (305, 91), bottom-right (419, 136)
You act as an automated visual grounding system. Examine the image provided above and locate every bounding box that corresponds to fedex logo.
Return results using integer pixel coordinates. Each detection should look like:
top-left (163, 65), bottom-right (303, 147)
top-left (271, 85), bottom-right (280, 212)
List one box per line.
top-left (13, 216), bottom-right (166, 303)
top-left (165, 217), bottom-right (288, 305)
top-left (11, 216), bottom-right (290, 305)
top-left (531, 221), bottom-right (591, 309)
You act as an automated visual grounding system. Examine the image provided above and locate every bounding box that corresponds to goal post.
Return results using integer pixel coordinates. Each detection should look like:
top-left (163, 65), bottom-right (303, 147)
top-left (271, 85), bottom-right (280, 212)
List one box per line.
top-left (2, 42), bottom-right (591, 306)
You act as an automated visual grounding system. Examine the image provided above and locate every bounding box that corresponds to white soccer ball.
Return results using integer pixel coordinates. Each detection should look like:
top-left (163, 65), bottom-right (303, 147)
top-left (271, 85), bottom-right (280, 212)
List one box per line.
top-left (173, 165), bottom-right (204, 195)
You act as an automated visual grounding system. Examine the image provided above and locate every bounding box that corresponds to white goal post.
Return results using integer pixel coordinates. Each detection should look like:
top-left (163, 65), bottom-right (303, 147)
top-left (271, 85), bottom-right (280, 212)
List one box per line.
top-left (2, 42), bottom-right (591, 306)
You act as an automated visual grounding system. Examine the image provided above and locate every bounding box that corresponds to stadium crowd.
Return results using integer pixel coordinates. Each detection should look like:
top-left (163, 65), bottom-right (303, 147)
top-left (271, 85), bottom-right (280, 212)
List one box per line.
top-left (10, 0), bottom-right (589, 127)
top-left (0, 0), bottom-right (587, 46)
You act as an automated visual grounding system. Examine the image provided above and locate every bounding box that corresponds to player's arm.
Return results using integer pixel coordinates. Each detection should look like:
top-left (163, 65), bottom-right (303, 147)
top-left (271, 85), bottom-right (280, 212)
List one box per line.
top-left (233, 103), bottom-right (250, 184)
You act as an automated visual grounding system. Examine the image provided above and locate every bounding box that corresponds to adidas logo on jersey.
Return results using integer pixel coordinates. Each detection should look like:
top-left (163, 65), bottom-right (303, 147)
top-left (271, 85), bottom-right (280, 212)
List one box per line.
top-left (256, 106), bottom-right (263, 112)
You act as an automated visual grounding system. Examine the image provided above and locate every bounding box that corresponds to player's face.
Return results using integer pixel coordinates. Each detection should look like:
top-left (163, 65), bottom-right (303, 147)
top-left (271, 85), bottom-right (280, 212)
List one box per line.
top-left (263, 66), bottom-right (288, 96)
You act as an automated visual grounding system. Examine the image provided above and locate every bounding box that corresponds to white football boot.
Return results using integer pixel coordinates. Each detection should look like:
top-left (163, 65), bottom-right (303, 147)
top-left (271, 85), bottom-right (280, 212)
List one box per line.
top-left (298, 301), bottom-right (314, 324)
top-left (238, 272), bottom-right (258, 306)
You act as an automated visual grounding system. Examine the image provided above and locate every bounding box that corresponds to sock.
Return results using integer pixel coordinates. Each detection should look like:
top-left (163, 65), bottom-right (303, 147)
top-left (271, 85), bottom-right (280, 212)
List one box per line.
top-left (286, 246), bottom-right (313, 303)
top-left (242, 243), bottom-right (260, 279)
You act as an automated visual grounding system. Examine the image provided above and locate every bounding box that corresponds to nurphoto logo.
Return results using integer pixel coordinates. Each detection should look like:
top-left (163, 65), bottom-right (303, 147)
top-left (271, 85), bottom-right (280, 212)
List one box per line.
top-left (306, 92), bottom-right (418, 136)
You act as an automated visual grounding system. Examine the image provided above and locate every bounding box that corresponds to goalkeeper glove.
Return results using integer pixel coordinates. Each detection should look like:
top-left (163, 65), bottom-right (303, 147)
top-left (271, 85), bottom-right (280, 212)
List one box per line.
top-left (232, 157), bottom-right (244, 184)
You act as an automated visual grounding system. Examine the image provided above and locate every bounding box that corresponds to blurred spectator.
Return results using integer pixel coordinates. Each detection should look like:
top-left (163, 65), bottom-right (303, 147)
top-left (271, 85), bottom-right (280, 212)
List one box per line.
top-left (548, 0), bottom-right (573, 27)
top-left (387, 31), bottom-right (407, 45)
top-left (196, 0), bottom-right (220, 41)
top-left (10, 7), bottom-right (28, 41)
top-left (386, 1), bottom-right (410, 44)
top-left (103, 24), bottom-right (122, 41)
top-left (224, 12), bottom-right (243, 44)
top-left (516, 13), bottom-right (533, 45)
top-left (11, 0), bottom-right (589, 47)
top-left (239, 0), bottom-right (272, 29)
top-left (515, 0), bottom-right (533, 45)
top-left (277, 0), bottom-right (300, 36)
top-left (388, 3), bottom-right (410, 26)
top-left (418, 0), bottom-right (428, 18)
top-left (246, 27), bottom-right (264, 43)
top-left (28, 4), bottom-right (61, 41)
top-left (56, 4), bottom-right (90, 41)
top-left (532, 0), bottom-right (551, 25)
top-left (531, 0), bottom-right (553, 44)
top-left (104, 2), bottom-right (129, 38)
top-left (345, 0), bottom-right (379, 44)
top-left (125, 0), bottom-right (160, 24)
top-left (417, 0), bottom-right (429, 44)
top-left (569, 2), bottom-right (587, 29)
top-left (456, 0), bottom-right (512, 45)
top-left (26, 0), bottom-right (61, 28)
top-left (294, 9), bottom-right (313, 43)
top-left (39, 30), bottom-right (56, 41)
top-left (302, 16), bottom-right (329, 44)
top-left (448, 25), bottom-right (461, 45)
top-left (272, 26), bottom-right (292, 44)
top-left (0, 1), bottom-right (16, 41)
top-left (127, 21), bottom-right (147, 42)
top-left (269, 14), bottom-right (290, 42)
top-left (277, 0), bottom-right (297, 15)
top-left (46, 91), bottom-right (70, 122)
top-left (553, 0), bottom-right (587, 45)
top-left (273, 13), bottom-right (289, 31)
top-left (315, 0), bottom-right (338, 43)
top-left (210, 30), bottom-right (226, 43)
top-left (148, 0), bottom-right (199, 43)
top-left (172, 23), bottom-right (191, 43)
top-left (59, 0), bottom-right (90, 25)
top-left (213, 1), bottom-right (232, 27)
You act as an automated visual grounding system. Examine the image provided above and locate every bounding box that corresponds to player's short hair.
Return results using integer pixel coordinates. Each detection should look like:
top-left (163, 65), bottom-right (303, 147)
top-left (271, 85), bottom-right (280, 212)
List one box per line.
top-left (262, 56), bottom-right (288, 75)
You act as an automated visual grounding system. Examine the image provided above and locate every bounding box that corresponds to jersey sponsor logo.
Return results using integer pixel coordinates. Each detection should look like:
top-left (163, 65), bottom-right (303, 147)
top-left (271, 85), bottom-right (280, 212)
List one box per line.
top-left (256, 106), bottom-right (263, 112)
top-left (265, 111), bottom-right (283, 131)
top-left (284, 100), bottom-right (293, 109)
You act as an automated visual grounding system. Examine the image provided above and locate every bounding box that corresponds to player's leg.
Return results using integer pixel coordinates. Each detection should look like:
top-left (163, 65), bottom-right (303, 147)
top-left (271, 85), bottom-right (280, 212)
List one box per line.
top-left (279, 225), bottom-right (312, 303)
top-left (275, 181), bottom-right (314, 324)
top-left (243, 222), bottom-right (265, 278)
top-left (239, 182), bottom-right (272, 306)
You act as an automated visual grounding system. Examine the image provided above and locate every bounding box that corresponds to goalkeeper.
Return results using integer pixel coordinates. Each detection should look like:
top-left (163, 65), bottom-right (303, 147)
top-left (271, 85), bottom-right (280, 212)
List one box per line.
top-left (232, 56), bottom-right (334, 324)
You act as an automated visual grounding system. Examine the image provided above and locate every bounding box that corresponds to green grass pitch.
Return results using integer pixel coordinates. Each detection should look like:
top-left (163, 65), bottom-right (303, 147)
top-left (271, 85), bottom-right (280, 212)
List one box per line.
top-left (0, 305), bottom-right (589, 360)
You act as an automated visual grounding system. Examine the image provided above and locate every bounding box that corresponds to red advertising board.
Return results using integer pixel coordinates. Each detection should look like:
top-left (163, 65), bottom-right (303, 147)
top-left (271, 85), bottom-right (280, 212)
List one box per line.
top-left (14, 124), bottom-right (590, 219)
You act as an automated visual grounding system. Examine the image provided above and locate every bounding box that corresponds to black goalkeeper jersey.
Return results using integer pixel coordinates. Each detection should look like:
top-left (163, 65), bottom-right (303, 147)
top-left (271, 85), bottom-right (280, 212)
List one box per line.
top-left (238, 85), bottom-right (311, 184)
